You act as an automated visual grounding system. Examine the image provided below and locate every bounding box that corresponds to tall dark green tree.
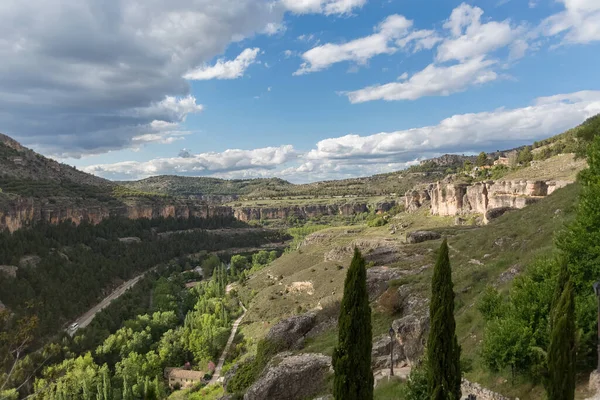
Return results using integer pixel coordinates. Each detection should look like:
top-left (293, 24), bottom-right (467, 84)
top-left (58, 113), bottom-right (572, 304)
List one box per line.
top-left (333, 248), bottom-right (373, 400)
top-left (426, 239), bottom-right (461, 400)
top-left (546, 262), bottom-right (575, 400)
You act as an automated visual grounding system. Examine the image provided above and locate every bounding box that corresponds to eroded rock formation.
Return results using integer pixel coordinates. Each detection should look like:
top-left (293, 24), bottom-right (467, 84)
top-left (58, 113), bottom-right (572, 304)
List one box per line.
top-left (407, 179), bottom-right (572, 222)
top-left (233, 203), bottom-right (372, 222)
top-left (0, 196), bottom-right (233, 232)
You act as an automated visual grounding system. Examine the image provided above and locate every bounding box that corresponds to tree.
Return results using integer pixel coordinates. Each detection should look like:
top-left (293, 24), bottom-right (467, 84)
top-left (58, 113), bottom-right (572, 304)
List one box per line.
top-left (476, 152), bottom-right (488, 167)
top-left (557, 136), bottom-right (600, 366)
top-left (229, 255), bottom-right (247, 277)
top-left (332, 248), bottom-right (373, 400)
top-left (517, 147), bottom-right (533, 165)
top-left (426, 239), bottom-right (461, 400)
top-left (546, 262), bottom-right (575, 400)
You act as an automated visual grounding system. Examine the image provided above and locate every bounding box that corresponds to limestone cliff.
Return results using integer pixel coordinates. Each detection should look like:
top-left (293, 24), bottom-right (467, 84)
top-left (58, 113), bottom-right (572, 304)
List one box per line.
top-left (407, 179), bottom-right (572, 221)
top-left (0, 195), bottom-right (233, 232)
top-left (233, 201), bottom-right (396, 222)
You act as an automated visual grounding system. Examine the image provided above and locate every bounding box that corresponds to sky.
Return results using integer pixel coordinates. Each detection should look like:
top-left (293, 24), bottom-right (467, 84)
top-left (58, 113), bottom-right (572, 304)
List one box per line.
top-left (1, 0), bottom-right (600, 183)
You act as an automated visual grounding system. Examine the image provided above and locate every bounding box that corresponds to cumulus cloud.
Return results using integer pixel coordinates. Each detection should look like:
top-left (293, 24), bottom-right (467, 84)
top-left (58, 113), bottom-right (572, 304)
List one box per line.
top-left (83, 91), bottom-right (600, 182)
top-left (0, 0), bottom-right (283, 156)
top-left (343, 56), bottom-right (498, 103)
top-left (340, 3), bottom-right (528, 103)
top-left (436, 3), bottom-right (523, 62)
top-left (184, 48), bottom-right (260, 80)
top-left (541, 0), bottom-right (600, 44)
top-left (309, 90), bottom-right (600, 163)
top-left (282, 0), bottom-right (367, 16)
top-left (82, 145), bottom-right (298, 180)
top-left (294, 15), bottom-right (413, 75)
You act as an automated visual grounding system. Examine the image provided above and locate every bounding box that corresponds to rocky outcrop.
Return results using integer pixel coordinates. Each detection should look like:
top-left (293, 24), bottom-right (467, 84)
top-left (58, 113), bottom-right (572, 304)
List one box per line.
top-left (243, 353), bottom-right (332, 400)
top-left (427, 179), bottom-right (572, 221)
top-left (233, 203), bottom-right (370, 222)
top-left (461, 379), bottom-right (510, 400)
top-left (366, 266), bottom-right (404, 301)
top-left (405, 189), bottom-right (431, 212)
top-left (406, 231), bottom-right (442, 244)
top-left (266, 313), bottom-right (317, 350)
top-left (0, 196), bottom-right (233, 232)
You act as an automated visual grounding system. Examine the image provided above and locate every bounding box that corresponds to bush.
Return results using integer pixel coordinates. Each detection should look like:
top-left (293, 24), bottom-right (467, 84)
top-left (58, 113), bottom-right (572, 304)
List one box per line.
top-left (367, 216), bottom-right (387, 227)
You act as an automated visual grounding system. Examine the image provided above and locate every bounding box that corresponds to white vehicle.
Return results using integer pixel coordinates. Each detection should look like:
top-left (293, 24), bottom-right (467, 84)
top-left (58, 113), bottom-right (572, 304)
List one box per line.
top-left (69, 323), bottom-right (79, 330)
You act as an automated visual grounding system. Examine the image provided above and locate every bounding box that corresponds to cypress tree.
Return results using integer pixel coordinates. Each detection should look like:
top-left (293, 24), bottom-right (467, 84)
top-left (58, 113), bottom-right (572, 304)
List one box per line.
top-left (546, 272), bottom-right (576, 400)
top-left (333, 248), bottom-right (373, 400)
top-left (426, 239), bottom-right (461, 400)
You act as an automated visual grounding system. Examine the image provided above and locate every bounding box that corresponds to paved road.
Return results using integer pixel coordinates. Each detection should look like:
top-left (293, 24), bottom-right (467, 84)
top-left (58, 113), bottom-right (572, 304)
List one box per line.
top-left (66, 271), bottom-right (149, 335)
top-left (209, 301), bottom-right (248, 385)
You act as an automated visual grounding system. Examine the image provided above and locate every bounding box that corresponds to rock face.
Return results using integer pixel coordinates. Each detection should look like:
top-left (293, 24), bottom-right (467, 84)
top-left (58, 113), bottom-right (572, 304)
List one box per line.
top-left (405, 189), bottom-right (431, 212)
top-left (366, 266), bottom-right (404, 301)
top-left (233, 203), bottom-right (370, 222)
top-left (406, 231), bottom-right (442, 244)
top-left (243, 353), bottom-right (332, 400)
top-left (0, 196), bottom-right (233, 232)
top-left (266, 313), bottom-right (317, 350)
top-left (428, 179), bottom-right (572, 221)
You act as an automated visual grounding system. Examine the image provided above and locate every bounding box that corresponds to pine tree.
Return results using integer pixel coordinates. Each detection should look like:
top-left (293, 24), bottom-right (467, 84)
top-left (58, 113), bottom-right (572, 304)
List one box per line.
top-left (333, 248), bottom-right (373, 400)
top-left (546, 269), bottom-right (576, 400)
top-left (426, 239), bottom-right (461, 400)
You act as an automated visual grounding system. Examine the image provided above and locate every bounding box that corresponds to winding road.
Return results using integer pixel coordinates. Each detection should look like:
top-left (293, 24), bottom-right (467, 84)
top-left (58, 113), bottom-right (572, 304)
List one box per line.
top-left (209, 301), bottom-right (248, 385)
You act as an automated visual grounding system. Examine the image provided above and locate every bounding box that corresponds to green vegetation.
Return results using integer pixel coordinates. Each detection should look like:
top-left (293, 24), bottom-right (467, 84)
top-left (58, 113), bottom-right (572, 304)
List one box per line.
top-left (333, 248), bottom-right (373, 400)
top-left (546, 262), bottom-right (575, 400)
top-left (426, 240), bottom-right (461, 400)
top-left (30, 258), bottom-right (242, 399)
top-left (226, 338), bottom-right (286, 395)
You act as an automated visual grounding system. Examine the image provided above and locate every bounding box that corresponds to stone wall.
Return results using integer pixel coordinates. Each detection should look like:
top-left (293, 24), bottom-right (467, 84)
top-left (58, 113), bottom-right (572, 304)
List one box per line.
top-left (461, 379), bottom-right (512, 400)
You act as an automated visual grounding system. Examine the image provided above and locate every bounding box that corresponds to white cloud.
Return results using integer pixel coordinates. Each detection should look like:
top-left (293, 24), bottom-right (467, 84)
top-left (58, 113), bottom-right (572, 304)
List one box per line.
top-left (344, 56), bottom-right (497, 103)
top-left (83, 145), bottom-right (297, 180)
top-left (293, 15), bottom-right (413, 75)
top-left (184, 48), bottom-right (260, 80)
top-left (437, 3), bottom-right (521, 62)
top-left (307, 90), bottom-right (600, 163)
top-left (282, 0), bottom-right (367, 16)
top-left (541, 0), bottom-right (600, 44)
top-left (83, 91), bottom-right (600, 183)
top-left (396, 30), bottom-right (443, 52)
top-left (264, 22), bottom-right (286, 36)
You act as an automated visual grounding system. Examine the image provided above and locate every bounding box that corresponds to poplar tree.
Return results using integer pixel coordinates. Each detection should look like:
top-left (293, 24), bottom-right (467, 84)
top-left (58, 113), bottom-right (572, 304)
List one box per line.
top-left (333, 248), bottom-right (373, 400)
top-left (426, 239), bottom-right (461, 400)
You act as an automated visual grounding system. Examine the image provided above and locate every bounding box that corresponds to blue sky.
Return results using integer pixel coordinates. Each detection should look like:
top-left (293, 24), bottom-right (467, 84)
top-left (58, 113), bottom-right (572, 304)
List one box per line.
top-left (1, 0), bottom-right (599, 182)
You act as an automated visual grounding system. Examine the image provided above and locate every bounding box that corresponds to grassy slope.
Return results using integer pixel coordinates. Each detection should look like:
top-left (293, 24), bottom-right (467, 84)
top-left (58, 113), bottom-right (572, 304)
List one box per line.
top-left (237, 183), bottom-right (581, 399)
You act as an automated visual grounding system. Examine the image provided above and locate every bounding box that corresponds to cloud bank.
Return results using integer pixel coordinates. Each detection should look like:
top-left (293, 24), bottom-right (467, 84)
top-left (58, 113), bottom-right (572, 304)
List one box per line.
top-left (83, 90), bottom-right (600, 182)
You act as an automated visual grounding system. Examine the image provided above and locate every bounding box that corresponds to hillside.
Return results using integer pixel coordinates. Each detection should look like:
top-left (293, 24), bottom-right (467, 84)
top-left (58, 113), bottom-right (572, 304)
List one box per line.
top-left (0, 133), bottom-right (111, 187)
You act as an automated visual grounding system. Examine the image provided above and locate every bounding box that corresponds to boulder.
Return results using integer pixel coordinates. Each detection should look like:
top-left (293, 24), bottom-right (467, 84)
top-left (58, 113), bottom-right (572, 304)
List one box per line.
top-left (366, 266), bottom-right (404, 301)
top-left (19, 255), bottom-right (41, 268)
top-left (0, 265), bottom-right (18, 278)
top-left (266, 313), bottom-right (317, 350)
top-left (392, 313), bottom-right (429, 363)
top-left (406, 231), bottom-right (441, 244)
top-left (243, 353), bottom-right (332, 400)
top-left (485, 207), bottom-right (516, 221)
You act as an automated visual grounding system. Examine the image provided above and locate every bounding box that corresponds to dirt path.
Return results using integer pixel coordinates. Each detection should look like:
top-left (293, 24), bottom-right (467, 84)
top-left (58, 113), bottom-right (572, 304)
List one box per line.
top-left (209, 301), bottom-right (247, 385)
top-left (66, 269), bottom-right (153, 335)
